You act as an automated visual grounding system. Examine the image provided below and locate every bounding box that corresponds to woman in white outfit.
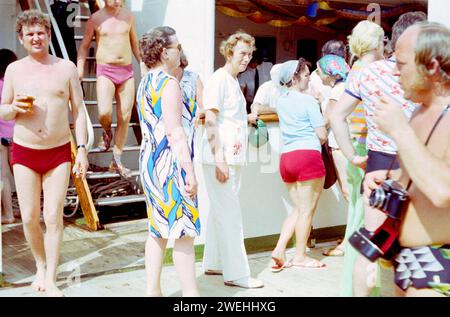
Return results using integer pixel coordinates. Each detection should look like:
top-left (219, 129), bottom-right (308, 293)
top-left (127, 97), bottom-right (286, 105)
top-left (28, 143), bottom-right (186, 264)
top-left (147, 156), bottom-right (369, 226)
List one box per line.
top-left (201, 31), bottom-right (264, 289)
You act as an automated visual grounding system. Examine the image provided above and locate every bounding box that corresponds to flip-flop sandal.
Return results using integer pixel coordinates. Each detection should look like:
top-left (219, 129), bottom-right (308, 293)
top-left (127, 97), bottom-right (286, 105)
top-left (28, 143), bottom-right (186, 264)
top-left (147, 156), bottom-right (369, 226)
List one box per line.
top-left (271, 257), bottom-right (292, 273)
top-left (291, 258), bottom-right (326, 269)
top-left (322, 247), bottom-right (345, 257)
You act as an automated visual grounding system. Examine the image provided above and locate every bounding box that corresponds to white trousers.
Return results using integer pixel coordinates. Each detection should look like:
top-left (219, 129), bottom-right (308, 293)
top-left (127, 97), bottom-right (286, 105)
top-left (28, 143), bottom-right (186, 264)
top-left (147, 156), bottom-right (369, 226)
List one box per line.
top-left (202, 165), bottom-right (251, 281)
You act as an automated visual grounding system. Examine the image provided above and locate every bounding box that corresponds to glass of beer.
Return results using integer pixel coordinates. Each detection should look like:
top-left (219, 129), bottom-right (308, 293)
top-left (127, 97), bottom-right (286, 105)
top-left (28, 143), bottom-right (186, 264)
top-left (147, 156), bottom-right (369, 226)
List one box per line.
top-left (16, 95), bottom-right (35, 112)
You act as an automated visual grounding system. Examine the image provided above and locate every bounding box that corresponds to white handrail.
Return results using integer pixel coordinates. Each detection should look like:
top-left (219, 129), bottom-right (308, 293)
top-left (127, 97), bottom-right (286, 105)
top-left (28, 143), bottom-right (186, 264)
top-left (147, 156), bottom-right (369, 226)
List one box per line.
top-left (33, 0), bottom-right (94, 151)
top-left (42, 0), bottom-right (69, 60)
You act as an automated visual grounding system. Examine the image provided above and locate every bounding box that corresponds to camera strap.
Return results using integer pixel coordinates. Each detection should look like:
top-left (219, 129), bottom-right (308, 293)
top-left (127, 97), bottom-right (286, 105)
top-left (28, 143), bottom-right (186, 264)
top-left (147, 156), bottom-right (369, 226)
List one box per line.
top-left (386, 104), bottom-right (450, 190)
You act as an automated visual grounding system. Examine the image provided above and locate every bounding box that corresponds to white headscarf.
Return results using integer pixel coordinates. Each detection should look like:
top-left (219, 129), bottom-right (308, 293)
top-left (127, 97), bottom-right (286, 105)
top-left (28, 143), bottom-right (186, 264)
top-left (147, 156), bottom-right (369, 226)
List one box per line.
top-left (271, 60), bottom-right (298, 88)
top-left (269, 63), bottom-right (282, 81)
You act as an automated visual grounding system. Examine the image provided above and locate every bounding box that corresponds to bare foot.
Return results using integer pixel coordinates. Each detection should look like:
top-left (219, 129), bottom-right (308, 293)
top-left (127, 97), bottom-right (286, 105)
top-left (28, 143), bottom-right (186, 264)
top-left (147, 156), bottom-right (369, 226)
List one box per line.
top-left (109, 161), bottom-right (132, 178)
top-left (45, 282), bottom-right (64, 297)
top-left (336, 240), bottom-right (345, 250)
top-left (1, 216), bottom-right (15, 224)
top-left (271, 249), bottom-right (292, 273)
top-left (31, 269), bottom-right (46, 292)
top-left (322, 243), bottom-right (345, 257)
top-left (291, 256), bottom-right (326, 268)
top-left (271, 249), bottom-right (286, 263)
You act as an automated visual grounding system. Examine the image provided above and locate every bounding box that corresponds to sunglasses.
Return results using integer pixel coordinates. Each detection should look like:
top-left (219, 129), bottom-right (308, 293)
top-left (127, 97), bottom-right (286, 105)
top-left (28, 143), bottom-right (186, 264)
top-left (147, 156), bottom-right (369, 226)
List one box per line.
top-left (166, 43), bottom-right (182, 51)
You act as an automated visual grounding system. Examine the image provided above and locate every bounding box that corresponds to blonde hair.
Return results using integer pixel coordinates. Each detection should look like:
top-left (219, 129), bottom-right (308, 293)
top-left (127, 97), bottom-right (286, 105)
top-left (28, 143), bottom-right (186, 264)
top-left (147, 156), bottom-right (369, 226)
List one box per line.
top-left (219, 31), bottom-right (255, 60)
top-left (415, 22), bottom-right (450, 85)
top-left (348, 20), bottom-right (384, 62)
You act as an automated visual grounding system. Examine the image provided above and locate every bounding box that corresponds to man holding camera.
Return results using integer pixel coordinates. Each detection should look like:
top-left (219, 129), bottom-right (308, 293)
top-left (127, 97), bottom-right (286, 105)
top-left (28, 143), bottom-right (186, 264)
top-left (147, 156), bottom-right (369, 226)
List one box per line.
top-left (366, 22), bottom-right (450, 297)
top-left (330, 12), bottom-right (426, 296)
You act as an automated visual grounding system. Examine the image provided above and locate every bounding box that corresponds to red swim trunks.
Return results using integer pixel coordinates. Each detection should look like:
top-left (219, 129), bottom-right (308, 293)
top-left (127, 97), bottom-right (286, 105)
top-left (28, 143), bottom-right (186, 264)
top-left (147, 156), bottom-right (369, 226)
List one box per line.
top-left (11, 142), bottom-right (72, 175)
top-left (96, 64), bottom-right (134, 87)
top-left (279, 149), bottom-right (325, 183)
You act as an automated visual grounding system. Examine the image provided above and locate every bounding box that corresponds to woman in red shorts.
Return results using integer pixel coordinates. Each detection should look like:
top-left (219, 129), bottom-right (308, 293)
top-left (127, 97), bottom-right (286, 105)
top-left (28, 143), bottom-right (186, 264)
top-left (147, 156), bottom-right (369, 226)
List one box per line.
top-left (270, 58), bottom-right (328, 271)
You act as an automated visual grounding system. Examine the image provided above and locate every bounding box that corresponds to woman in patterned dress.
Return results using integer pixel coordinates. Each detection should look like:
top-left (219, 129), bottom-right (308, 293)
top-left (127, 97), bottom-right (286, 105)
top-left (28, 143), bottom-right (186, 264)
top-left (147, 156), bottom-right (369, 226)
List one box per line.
top-left (173, 51), bottom-right (204, 153)
top-left (137, 26), bottom-right (200, 297)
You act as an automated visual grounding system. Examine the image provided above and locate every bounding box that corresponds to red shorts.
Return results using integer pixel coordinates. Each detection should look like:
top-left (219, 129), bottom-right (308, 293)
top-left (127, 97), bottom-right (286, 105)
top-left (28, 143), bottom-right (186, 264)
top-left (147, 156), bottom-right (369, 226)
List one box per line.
top-left (280, 149), bottom-right (325, 183)
top-left (11, 142), bottom-right (72, 175)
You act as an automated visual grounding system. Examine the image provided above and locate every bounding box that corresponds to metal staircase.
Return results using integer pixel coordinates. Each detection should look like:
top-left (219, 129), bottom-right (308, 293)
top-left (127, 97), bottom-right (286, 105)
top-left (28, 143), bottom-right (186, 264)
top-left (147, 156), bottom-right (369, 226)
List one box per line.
top-left (74, 0), bottom-right (146, 227)
top-left (31, 0), bottom-right (146, 230)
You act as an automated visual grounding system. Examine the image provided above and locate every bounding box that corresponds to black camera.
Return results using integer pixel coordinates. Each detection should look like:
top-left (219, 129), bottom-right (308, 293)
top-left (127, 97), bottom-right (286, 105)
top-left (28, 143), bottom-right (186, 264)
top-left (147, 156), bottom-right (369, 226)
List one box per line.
top-left (368, 179), bottom-right (409, 219)
top-left (349, 179), bottom-right (409, 262)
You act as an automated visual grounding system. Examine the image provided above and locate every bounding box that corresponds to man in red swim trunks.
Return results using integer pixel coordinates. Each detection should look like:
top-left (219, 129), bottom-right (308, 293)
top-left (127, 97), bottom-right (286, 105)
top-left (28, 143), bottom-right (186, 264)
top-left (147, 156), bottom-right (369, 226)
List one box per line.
top-left (0, 10), bottom-right (88, 296)
top-left (77, 0), bottom-right (141, 177)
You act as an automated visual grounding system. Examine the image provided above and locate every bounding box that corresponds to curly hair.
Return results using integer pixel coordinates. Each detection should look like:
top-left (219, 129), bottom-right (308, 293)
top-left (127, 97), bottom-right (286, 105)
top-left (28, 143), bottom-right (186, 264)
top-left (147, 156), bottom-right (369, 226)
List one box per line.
top-left (219, 31), bottom-right (255, 61)
top-left (140, 26), bottom-right (176, 69)
top-left (391, 11), bottom-right (427, 50)
top-left (415, 22), bottom-right (450, 85)
top-left (288, 58), bottom-right (311, 87)
top-left (16, 10), bottom-right (51, 36)
top-left (321, 40), bottom-right (346, 59)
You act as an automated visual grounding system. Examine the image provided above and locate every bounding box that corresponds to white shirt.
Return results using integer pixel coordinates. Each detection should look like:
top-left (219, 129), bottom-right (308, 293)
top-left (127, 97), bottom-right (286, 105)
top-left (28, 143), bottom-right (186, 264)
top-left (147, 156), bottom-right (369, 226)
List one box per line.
top-left (307, 70), bottom-right (332, 104)
top-left (200, 67), bottom-right (248, 166)
top-left (327, 82), bottom-right (346, 148)
top-left (253, 81), bottom-right (281, 109)
top-left (256, 61), bottom-right (273, 85)
top-left (305, 70), bottom-right (339, 147)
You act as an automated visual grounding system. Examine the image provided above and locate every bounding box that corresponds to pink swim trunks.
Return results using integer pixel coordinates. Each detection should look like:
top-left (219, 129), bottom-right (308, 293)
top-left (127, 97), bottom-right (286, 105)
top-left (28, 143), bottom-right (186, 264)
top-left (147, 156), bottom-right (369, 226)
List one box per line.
top-left (279, 149), bottom-right (325, 183)
top-left (96, 64), bottom-right (134, 86)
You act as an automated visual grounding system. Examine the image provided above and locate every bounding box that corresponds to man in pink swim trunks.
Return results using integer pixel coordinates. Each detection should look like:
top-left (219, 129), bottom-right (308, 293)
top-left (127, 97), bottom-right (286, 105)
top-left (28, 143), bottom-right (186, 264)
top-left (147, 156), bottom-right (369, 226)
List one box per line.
top-left (77, 0), bottom-right (141, 177)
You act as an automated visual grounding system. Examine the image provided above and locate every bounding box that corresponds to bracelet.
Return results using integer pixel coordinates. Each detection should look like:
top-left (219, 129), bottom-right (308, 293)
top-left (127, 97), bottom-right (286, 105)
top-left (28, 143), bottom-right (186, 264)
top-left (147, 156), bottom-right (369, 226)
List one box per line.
top-left (77, 144), bottom-right (86, 149)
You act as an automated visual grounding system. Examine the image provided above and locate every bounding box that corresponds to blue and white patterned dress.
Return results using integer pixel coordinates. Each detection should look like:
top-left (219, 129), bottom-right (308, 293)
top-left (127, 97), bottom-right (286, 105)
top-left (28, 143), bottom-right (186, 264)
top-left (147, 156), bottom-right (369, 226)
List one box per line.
top-left (136, 69), bottom-right (200, 239)
top-left (180, 70), bottom-right (199, 156)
